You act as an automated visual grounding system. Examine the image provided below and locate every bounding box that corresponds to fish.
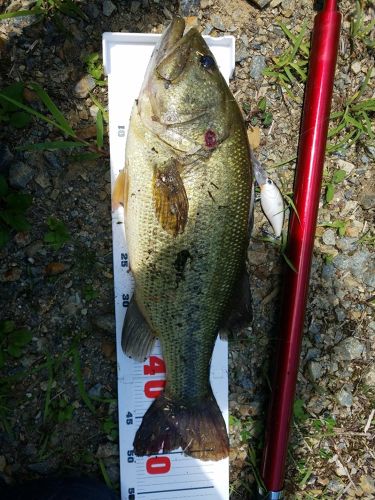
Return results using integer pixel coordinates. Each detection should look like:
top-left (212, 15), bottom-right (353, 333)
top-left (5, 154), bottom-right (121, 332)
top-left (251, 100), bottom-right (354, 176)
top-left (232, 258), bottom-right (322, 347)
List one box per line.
top-left (113, 17), bottom-right (253, 461)
top-left (251, 150), bottom-right (284, 237)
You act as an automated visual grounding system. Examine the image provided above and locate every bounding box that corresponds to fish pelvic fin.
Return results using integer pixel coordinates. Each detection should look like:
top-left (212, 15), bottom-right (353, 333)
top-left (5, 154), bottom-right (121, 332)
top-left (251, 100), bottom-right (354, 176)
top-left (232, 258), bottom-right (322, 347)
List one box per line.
top-left (133, 391), bottom-right (229, 461)
top-left (122, 296), bottom-right (156, 361)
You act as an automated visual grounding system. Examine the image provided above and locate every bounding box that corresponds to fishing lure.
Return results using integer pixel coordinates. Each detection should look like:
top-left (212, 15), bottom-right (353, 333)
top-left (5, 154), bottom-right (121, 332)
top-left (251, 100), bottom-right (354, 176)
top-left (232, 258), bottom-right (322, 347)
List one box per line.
top-left (251, 150), bottom-right (284, 237)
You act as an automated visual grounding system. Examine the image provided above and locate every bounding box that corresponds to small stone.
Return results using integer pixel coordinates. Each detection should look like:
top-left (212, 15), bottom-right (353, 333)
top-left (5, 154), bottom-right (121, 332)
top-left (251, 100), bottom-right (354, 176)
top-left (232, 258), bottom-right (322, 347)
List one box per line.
top-left (252, 0), bottom-right (272, 7)
top-left (249, 55), bottom-right (266, 81)
top-left (359, 475), bottom-right (375, 495)
top-left (336, 386), bottom-right (353, 407)
top-left (74, 75), bottom-right (96, 99)
top-left (334, 337), bottom-right (365, 361)
top-left (327, 479), bottom-right (344, 492)
top-left (8, 161), bottom-right (34, 189)
top-left (88, 383), bottom-right (104, 398)
top-left (337, 159), bottom-right (355, 174)
top-left (44, 262), bottom-right (68, 276)
top-left (130, 1), bottom-right (141, 12)
top-left (334, 308), bottom-right (345, 322)
top-left (44, 151), bottom-right (62, 171)
top-left (34, 171), bottom-right (51, 189)
top-left (89, 105), bottom-right (99, 119)
top-left (351, 61), bottom-right (361, 74)
top-left (211, 15), bottom-right (225, 31)
top-left (363, 366), bottom-right (375, 386)
top-left (85, 3), bottom-right (100, 18)
top-left (1, 267), bottom-right (22, 282)
top-left (93, 314), bottom-right (115, 333)
top-left (96, 442), bottom-right (119, 458)
top-left (0, 143), bottom-right (14, 172)
top-left (27, 461), bottom-right (57, 475)
top-left (179, 0), bottom-right (200, 16)
top-left (201, 0), bottom-right (213, 8)
top-left (335, 237), bottom-right (357, 252)
top-left (359, 192), bottom-right (374, 210)
top-left (106, 465), bottom-right (120, 485)
top-left (102, 340), bottom-right (115, 359)
top-left (307, 360), bottom-right (323, 381)
top-left (235, 44), bottom-right (250, 63)
top-left (322, 228), bottom-right (336, 246)
top-left (102, 0), bottom-right (116, 16)
top-left (201, 24), bottom-right (213, 36)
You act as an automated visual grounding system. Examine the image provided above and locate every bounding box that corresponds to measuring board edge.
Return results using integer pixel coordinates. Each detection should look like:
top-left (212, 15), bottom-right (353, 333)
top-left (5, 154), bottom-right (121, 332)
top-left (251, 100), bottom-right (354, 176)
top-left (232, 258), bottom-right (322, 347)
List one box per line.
top-left (104, 31), bottom-right (235, 500)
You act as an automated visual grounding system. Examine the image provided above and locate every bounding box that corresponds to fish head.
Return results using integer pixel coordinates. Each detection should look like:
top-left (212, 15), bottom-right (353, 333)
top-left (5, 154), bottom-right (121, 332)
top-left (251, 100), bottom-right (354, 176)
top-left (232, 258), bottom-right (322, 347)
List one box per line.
top-left (139, 18), bottom-right (232, 153)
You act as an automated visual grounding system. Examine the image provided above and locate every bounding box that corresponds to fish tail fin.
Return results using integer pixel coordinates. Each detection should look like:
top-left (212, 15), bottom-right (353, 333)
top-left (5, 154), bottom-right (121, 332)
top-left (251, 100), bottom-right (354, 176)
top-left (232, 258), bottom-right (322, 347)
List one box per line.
top-left (133, 391), bottom-right (229, 461)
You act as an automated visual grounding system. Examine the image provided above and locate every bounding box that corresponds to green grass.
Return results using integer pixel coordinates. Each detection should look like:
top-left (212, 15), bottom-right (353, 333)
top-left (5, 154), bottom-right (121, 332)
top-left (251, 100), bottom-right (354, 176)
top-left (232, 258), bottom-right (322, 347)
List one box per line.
top-left (263, 21), bottom-right (309, 100)
top-left (328, 69), bottom-right (375, 153)
top-left (0, 82), bottom-right (105, 157)
top-left (262, 23), bottom-right (374, 168)
top-left (350, 0), bottom-right (375, 49)
top-left (0, 0), bottom-right (88, 23)
top-left (44, 216), bottom-right (70, 250)
top-left (323, 168), bottom-right (347, 204)
top-left (0, 175), bottom-right (32, 247)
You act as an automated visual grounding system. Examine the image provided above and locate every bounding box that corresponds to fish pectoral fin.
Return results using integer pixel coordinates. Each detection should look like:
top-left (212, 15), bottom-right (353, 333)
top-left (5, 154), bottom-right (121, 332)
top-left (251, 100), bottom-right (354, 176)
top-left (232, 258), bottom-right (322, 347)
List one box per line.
top-left (153, 160), bottom-right (189, 236)
top-left (112, 169), bottom-right (129, 212)
top-left (219, 268), bottom-right (253, 339)
top-left (122, 296), bottom-right (156, 361)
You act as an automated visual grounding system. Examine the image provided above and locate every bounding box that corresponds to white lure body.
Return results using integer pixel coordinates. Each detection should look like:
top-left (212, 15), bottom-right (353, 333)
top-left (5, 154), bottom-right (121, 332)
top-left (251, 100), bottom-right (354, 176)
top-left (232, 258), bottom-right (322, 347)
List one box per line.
top-left (251, 150), bottom-right (285, 237)
top-left (259, 178), bottom-right (284, 237)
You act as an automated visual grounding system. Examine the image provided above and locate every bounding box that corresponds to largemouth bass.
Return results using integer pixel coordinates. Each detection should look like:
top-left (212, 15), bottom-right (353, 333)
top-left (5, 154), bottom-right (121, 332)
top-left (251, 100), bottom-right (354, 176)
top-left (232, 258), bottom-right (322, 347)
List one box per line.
top-left (113, 17), bottom-right (253, 461)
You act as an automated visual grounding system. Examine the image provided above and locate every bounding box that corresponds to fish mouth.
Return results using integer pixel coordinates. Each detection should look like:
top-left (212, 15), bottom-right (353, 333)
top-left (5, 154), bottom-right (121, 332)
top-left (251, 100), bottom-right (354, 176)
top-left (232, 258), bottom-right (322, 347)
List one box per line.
top-left (154, 18), bottom-right (201, 82)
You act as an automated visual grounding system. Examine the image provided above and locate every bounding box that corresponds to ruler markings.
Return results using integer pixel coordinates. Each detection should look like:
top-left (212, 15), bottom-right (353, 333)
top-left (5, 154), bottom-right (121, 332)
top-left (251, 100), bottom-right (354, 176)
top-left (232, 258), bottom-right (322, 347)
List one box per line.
top-left (138, 486), bottom-right (215, 495)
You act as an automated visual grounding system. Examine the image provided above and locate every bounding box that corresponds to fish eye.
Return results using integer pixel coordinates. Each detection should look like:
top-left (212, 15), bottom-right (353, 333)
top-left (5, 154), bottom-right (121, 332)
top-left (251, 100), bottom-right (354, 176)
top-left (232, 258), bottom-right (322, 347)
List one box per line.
top-left (199, 55), bottom-right (215, 70)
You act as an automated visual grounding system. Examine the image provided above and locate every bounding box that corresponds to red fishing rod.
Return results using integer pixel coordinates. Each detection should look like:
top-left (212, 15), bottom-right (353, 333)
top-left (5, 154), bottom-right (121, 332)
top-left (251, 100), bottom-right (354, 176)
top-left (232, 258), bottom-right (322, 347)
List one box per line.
top-left (259, 1), bottom-right (341, 497)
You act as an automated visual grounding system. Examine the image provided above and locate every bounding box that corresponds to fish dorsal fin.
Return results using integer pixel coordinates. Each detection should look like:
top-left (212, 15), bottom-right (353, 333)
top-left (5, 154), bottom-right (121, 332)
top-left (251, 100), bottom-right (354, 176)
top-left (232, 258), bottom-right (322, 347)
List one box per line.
top-left (122, 296), bottom-right (156, 361)
top-left (153, 160), bottom-right (189, 236)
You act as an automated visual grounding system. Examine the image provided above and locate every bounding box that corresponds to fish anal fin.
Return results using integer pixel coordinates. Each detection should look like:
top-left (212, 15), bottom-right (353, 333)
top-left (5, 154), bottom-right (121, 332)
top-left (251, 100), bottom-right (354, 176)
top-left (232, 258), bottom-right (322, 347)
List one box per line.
top-left (153, 160), bottom-right (189, 236)
top-left (220, 269), bottom-right (253, 339)
top-left (122, 296), bottom-right (156, 361)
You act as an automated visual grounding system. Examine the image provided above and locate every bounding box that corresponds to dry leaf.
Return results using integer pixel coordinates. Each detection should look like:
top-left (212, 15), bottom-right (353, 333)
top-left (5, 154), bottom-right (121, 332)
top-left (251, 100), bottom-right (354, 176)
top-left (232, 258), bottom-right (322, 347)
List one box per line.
top-left (77, 125), bottom-right (97, 140)
top-left (44, 262), bottom-right (68, 276)
top-left (247, 126), bottom-right (261, 150)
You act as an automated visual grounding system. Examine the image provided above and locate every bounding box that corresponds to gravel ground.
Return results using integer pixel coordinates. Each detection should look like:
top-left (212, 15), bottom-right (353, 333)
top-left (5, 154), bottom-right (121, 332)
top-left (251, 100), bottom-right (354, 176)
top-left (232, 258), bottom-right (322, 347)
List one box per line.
top-left (0, 0), bottom-right (374, 498)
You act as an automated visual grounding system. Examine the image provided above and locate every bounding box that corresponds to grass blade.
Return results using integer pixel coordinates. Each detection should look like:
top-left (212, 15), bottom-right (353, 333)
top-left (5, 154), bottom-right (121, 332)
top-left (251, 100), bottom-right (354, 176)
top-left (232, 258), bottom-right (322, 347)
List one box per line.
top-left (282, 251), bottom-right (297, 273)
top-left (43, 354), bottom-right (53, 423)
top-left (72, 346), bottom-right (96, 414)
top-left (0, 8), bottom-right (42, 20)
top-left (70, 152), bottom-right (102, 161)
top-left (16, 141), bottom-right (85, 151)
top-left (98, 458), bottom-right (114, 490)
top-left (29, 82), bottom-right (76, 136)
top-left (96, 110), bottom-right (104, 149)
top-left (283, 193), bottom-right (300, 223)
top-left (89, 94), bottom-right (109, 123)
top-left (0, 93), bottom-right (69, 136)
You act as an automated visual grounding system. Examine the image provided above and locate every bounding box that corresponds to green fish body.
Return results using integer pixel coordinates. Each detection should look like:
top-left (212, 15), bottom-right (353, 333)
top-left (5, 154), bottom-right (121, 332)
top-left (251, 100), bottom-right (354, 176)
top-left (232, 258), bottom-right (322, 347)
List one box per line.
top-left (114, 18), bottom-right (253, 461)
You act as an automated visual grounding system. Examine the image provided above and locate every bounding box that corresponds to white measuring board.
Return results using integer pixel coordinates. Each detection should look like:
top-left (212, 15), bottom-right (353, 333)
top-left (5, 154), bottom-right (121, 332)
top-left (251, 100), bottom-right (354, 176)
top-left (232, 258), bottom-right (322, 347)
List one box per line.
top-left (103, 30), bottom-right (235, 500)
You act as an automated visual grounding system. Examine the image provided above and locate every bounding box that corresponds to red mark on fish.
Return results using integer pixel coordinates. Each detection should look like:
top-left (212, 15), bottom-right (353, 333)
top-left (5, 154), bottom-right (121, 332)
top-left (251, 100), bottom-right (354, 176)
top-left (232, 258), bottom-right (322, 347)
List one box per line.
top-left (204, 129), bottom-right (217, 149)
